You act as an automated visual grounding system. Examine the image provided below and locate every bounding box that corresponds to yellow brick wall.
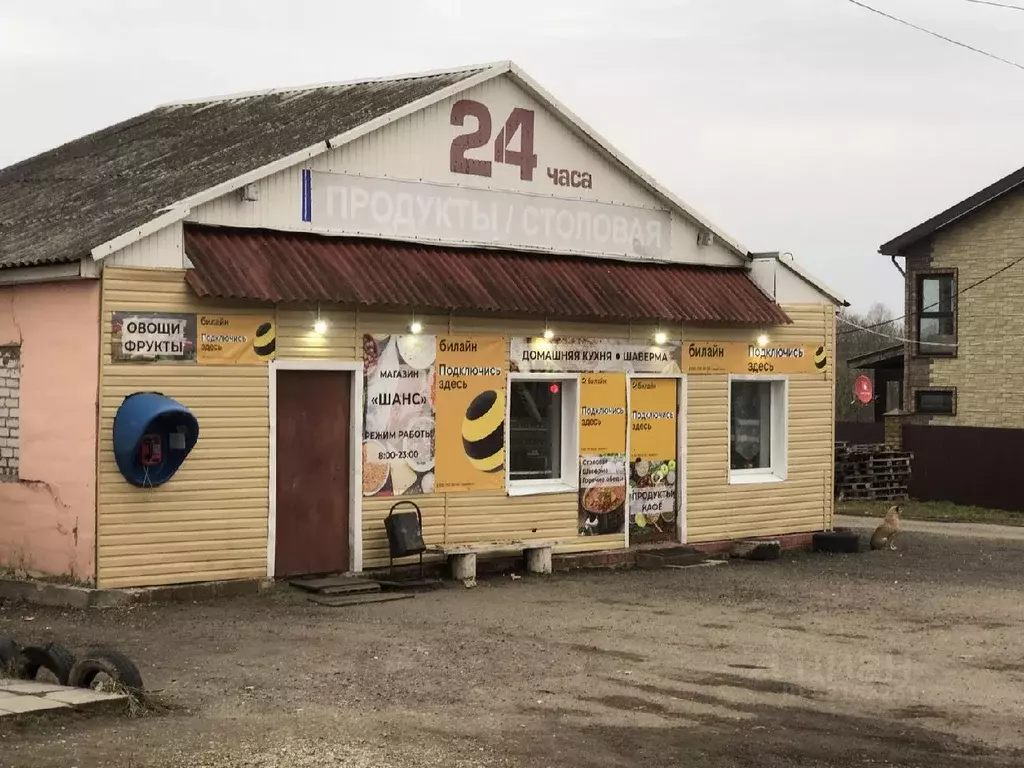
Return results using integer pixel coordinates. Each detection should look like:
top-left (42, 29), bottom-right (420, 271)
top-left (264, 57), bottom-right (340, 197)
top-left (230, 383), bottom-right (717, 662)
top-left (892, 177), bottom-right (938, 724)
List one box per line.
top-left (921, 187), bottom-right (1024, 427)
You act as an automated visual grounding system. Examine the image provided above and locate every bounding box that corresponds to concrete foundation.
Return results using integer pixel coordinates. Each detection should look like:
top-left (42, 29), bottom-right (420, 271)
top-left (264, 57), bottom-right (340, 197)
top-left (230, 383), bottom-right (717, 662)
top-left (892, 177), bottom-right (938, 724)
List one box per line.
top-left (0, 577), bottom-right (273, 609)
top-left (450, 553), bottom-right (476, 581)
top-left (525, 546), bottom-right (552, 575)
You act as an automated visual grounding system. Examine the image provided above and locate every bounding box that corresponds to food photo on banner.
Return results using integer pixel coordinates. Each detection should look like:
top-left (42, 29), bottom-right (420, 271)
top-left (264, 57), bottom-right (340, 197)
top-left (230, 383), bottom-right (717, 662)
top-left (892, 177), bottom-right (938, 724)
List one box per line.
top-left (434, 336), bottom-right (507, 494)
top-left (629, 377), bottom-right (678, 541)
top-left (578, 373), bottom-right (627, 536)
top-left (362, 334), bottom-right (437, 497)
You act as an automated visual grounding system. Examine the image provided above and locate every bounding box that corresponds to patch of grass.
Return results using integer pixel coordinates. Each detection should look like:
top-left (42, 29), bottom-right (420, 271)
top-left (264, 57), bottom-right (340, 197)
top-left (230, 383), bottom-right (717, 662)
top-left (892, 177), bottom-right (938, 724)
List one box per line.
top-left (838, 500), bottom-right (1024, 527)
top-left (93, 677), bottom-right (174, 718)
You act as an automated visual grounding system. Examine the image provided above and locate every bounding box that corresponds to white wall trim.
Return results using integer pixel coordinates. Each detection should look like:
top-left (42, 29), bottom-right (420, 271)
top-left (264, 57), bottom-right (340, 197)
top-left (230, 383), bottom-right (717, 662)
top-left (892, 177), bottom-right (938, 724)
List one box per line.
top-left (0, 261), bottom-right (92, 285)
top-left (268, 359), bottom-right (364, 578)
top-left (508, 62), bottom-right (748, 259)
top-left (91, 60), bottom-right (750, 269)
top-left (92, 65), bottom-right (509, 263)
top-left (750, 252), bottom-right (848, 307)
top-left (90, 206), bottom-right (192, 261)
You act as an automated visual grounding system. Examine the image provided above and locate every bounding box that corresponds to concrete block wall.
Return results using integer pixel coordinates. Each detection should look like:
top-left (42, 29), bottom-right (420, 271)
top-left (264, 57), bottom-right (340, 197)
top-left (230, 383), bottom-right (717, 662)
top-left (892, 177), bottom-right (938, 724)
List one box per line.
top-left (0, 347), bottom-right (18, 479)
top-left (905, 186), bottom-right (1024, 428)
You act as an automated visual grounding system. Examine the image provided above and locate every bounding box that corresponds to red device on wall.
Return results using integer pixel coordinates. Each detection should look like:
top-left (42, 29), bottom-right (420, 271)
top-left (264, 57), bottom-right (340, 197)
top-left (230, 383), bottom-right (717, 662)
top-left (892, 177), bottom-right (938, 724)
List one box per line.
top-left (138, 434), bottom-right (163, 466)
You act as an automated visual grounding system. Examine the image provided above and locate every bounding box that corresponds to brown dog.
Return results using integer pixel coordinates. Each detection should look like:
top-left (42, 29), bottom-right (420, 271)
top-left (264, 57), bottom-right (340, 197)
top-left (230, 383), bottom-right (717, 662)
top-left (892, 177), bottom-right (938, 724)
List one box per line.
top-left (870, 505), bottom-right (902, 551)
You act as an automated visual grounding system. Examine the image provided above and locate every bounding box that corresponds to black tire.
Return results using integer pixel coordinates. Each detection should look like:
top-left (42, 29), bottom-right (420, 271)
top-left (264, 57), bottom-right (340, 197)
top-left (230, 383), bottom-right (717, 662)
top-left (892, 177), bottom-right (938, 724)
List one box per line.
top-left (19, 642), bottom-right (76, 685)
top-left (813, 530), bottom-right (862, 554)
top-left (0, 635), bottom-right (20, 673)
top-left (68, 649), bottom-right (143, 692)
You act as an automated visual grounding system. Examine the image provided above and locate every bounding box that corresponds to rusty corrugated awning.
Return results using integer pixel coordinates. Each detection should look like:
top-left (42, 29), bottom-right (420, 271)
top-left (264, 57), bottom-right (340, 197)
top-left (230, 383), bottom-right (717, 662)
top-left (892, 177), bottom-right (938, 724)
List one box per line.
top-left (183, 225), bottom-right (790, 326)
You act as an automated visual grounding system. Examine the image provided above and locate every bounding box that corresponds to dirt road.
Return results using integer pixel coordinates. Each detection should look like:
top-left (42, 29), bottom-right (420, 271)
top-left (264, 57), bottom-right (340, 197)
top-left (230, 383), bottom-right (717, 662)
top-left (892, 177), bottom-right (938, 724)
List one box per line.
top-left (2, 526), bottom-right (1023, 767)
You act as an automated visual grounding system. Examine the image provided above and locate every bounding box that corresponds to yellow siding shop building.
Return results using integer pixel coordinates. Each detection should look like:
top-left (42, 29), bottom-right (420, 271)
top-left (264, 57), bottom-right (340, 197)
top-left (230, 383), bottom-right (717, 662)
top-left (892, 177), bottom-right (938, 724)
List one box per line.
top-left (1, 62), bottom-right (846, 588)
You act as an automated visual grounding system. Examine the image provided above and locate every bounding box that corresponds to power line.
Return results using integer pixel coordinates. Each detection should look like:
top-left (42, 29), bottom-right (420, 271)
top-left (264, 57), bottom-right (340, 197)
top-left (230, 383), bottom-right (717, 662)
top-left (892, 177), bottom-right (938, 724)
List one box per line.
top-left (846, 0), bottom-right (1024, 72)
top-left (838, 250), bottom-right (1024, 336)
top-left (838, 315), bottom-right (954, 347)
top-left (838, 314), bottom-right (1024, 349)
top-left (966, 0), bottom-right (1024, 11)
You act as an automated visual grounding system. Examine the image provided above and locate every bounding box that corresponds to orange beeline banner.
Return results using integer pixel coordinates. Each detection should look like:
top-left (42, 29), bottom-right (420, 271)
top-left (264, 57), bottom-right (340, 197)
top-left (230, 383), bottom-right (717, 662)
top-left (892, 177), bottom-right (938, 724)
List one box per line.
top-left (196, 314), bottom-right (276, 364)
top-left (682, 341), bottom-right (827, 375)
top-left (629, 378), bottom-right (678, 462)
top-left (434, 336), bottom-right (507, 494)
top-left (579, 373), bottom-right (627, 455)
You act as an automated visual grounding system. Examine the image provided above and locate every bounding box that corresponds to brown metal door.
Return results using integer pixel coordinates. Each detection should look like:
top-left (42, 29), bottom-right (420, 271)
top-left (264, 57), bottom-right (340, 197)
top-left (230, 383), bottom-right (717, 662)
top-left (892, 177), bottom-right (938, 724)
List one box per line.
top-left (275, 370), bottom-right (351, 577)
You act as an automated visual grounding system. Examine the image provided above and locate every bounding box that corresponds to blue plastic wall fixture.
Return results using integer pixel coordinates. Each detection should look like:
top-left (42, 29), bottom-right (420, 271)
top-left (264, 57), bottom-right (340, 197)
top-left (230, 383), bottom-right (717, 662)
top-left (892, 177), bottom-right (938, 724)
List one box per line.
top-left (112, 392), bottom-right (200, 488)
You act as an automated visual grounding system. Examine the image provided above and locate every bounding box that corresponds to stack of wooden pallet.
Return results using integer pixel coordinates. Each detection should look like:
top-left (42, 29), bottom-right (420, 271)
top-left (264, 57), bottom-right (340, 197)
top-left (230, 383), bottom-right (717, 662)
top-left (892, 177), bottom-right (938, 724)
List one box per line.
top-left (835, 443), bottom-right (912, 501)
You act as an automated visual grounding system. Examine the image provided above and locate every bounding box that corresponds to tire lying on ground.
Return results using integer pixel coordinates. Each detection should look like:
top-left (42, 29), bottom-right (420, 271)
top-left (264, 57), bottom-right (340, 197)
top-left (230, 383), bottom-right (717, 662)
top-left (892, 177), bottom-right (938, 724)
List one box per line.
top-left (0, 635), bottom-right (20, 672)
top-left (18, 642), bottom-right (76, 685)
top-left (813, 528), bottom-right (862, 554)
top-left (68, 649), bottom-right (143, 692)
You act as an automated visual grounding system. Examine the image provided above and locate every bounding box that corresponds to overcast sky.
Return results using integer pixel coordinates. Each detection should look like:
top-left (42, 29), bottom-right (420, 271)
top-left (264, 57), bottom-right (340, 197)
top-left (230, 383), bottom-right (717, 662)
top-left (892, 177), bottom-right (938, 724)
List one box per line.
top-left (2, 0), bottom-right (1022, 313)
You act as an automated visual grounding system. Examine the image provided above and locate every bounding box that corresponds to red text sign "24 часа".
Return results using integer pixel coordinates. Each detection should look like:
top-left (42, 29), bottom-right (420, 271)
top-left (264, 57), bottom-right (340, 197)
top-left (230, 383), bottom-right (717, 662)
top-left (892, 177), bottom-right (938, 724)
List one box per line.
top-left (449, 100), bottom-right (592, 190)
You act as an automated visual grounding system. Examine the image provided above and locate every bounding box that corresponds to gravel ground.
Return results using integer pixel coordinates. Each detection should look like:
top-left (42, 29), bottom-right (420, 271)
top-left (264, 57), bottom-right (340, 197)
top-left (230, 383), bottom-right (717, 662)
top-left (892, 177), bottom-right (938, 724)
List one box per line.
top-left (1, 525), bottom-right (1023, 767)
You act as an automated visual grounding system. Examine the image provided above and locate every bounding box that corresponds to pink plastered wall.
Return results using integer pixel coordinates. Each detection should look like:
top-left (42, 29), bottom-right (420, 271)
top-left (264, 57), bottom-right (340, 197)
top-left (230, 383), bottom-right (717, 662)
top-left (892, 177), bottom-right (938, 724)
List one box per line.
top-left (0, 280), bottom-right (99, 581)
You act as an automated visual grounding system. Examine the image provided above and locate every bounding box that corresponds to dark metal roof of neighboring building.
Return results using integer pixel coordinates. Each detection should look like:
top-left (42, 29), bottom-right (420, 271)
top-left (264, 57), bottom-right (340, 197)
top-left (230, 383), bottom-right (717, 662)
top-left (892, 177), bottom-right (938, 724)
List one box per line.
top-left (183, 225), bottom-right (792, 326)
top-left (879, 163), bottom-right (1024, 256)
top-left (848, 344), bottom-right (904, 370)
top-left (0, 68), bottom-right (484, 269)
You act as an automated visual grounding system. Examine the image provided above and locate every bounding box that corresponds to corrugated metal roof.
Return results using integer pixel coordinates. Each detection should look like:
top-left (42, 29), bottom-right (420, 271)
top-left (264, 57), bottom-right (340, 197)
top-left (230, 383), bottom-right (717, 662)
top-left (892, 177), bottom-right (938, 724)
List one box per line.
top-left (183, 225), bottom-right (790, 326)
top-left (0, 67), bottom-right (485, 269)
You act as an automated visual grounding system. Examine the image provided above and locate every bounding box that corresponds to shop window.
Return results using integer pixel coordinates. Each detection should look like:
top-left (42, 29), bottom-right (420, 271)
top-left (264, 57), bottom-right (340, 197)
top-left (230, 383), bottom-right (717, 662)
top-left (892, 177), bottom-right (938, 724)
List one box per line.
top-left (915, 388), bottom-right (955, 415)
top-left (508, 376), bottom-right (579, 495)
top-left (728, 376), bottom-right (788, 484)
top-left (917, 273), bottom-right (955, 356)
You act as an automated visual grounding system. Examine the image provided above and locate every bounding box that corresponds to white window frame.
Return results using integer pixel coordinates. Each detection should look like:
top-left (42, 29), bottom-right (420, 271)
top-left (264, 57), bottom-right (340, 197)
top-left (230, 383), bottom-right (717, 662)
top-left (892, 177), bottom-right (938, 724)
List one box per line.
top-left (727, 374), bottom-right (788, 486)
top-left (506, 372), bottom-right (581, 497)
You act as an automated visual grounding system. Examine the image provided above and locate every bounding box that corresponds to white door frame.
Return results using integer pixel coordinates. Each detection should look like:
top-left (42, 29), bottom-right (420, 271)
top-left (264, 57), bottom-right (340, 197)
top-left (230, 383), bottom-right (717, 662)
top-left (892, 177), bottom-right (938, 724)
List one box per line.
top-left (627, 373), bottom-right (687, 545)
top-left (268, 360), bottom-right (364, 577)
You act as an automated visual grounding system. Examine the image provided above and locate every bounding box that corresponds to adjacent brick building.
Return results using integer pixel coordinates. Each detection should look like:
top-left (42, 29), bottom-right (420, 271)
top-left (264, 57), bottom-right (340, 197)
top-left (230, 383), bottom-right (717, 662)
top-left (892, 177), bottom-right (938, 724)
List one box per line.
top-left (0, 347), bottom-right (18, 478)
top-left (879, 165), bottom-right (1024, 510)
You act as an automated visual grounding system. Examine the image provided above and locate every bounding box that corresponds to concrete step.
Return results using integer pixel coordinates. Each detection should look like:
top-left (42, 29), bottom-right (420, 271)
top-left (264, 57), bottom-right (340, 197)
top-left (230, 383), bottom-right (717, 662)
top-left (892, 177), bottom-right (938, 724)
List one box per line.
top-left (635, 547), bottom-right (708, 569)
top-left (374, 578), bottom-right (444, 591)
top-left (307, 592), bottom-right (415, 608)
top-left (288, 576), bottom-right (375, 593)
top-left (317, 582), bottom-right (382, 596)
